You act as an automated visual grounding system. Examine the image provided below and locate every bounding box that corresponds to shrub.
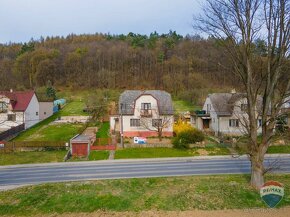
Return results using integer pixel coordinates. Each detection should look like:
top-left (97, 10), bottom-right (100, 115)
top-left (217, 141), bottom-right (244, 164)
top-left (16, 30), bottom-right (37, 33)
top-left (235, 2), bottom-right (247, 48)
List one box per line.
top-left (173, 120), bottom-right (194, 135)
top-left (172, 128), bottom-right (205, 149)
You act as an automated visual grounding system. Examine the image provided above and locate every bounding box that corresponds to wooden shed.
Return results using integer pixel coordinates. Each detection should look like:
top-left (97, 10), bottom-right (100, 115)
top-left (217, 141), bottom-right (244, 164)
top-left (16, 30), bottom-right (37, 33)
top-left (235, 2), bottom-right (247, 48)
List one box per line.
top-left (70, 135), bottom-right (91, 157)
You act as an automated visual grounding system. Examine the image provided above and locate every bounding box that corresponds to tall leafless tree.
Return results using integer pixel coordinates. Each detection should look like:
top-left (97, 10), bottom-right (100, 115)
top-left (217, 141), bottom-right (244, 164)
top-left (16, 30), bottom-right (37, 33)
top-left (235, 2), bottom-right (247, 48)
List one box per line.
top-left (140, 115), bottom-right (173, 141)
top-left (195, 0), bottom-right (290, 189)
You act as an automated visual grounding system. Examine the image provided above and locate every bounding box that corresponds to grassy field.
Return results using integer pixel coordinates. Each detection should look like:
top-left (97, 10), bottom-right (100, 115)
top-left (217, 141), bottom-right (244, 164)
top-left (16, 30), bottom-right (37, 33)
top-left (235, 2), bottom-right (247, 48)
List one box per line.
top-left (96, 122), bottom-right (110, 138)
top-left (114, 147), bottom-right (230, 159)
top-left (0, 174), bottom-right (289, 215)
top-left (173, 100), bottom-right (201, 113)
top-left (0, 150), bottom-right (67, 166)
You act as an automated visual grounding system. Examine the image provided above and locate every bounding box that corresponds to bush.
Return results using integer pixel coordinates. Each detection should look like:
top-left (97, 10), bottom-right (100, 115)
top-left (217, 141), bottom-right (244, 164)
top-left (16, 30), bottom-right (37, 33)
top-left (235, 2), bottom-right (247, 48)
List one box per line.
top-left (172, 128), bottom-right (205, 149)
top-left (173, 120), bottom-right (194, 135)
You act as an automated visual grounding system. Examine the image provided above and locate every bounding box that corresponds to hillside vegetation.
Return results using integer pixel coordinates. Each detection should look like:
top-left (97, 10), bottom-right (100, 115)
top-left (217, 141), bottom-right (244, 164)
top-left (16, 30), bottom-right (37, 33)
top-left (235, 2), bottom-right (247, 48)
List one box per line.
top-left (0, 32), bottom-right (242, 105)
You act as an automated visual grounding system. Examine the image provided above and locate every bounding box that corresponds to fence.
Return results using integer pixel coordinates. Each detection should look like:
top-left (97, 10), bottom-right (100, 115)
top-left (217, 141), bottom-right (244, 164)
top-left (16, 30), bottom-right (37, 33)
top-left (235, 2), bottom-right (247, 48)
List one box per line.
top-left (117, 143), bottom-right (173, 149)
top-left (0, 141), bottom-right (67, 153)
top-left (91, 145), bottom-right (116, 150)
top-left (90, 138), bottom-right (116, 150)
top-left (92, 138), bottom-right (112, 146)
top-left (0, 124), bottom-right (25, 141)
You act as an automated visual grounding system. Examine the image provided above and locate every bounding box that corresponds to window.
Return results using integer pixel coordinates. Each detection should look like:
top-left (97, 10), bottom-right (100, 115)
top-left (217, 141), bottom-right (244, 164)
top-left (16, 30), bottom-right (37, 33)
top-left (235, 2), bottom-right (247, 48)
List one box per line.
top-left (206, 104), bottom-right (211, 114)
top-left (241, 104), bottom-right (248, 112)
top-left (7, 114), bottom-right (16, 121)
top-left (141, 103), bottom-right (151, 110)
top-left (44, 112), bottom-right (46, 115)
top-left (36, 112), bottom-right (38, 116)
top-left (0, 102), bottom-right (8, 113)
top-left (130, 119), bottom-right (140, 127)
top-left (258, 119), bottom-right (262, 127)
top-left (152, 119), bottom-right (162, 128)
top-left (229, 119), bottom-right (239, 127)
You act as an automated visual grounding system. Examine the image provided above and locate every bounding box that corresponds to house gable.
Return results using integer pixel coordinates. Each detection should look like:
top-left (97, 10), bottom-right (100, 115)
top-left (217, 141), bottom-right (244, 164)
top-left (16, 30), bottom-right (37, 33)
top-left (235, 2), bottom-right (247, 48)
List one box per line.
top-left (119, 90), bottom-right (173, 115)
top-left (134, 94), bottom-right (159, 117)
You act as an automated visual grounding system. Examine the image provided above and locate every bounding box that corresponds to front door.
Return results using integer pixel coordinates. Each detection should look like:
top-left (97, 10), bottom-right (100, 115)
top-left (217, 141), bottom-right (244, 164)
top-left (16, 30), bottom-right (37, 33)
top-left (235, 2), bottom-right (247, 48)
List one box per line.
top-left (203, 119), bottom-right (210, 129)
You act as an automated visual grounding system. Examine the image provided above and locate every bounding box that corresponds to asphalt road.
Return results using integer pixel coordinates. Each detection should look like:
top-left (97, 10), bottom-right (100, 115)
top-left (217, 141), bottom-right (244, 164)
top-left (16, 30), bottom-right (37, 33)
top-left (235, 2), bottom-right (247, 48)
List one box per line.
top-left (0, 155), bottom-right (290, 190)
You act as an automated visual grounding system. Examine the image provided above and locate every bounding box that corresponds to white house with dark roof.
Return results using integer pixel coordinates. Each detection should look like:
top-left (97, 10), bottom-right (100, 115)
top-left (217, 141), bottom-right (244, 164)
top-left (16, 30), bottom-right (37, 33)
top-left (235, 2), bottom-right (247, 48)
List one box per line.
top-left (110, 90), bottom-right (174, 137)
top-left (0, 90), bottom-right (40, 131)
top-left (191, 91), bottom-right (265, 136)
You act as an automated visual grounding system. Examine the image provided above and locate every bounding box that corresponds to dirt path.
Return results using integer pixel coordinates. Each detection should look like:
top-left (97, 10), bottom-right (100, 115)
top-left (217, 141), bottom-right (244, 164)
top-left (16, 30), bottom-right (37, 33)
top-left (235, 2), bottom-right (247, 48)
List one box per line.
top-left (25, 207), bottom-right (290, 217)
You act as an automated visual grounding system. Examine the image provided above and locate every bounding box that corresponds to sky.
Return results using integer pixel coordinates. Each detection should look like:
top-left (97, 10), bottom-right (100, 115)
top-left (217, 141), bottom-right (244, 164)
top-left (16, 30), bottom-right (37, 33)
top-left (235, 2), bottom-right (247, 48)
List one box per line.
top-left (0, 0), bottom-right (202, 44)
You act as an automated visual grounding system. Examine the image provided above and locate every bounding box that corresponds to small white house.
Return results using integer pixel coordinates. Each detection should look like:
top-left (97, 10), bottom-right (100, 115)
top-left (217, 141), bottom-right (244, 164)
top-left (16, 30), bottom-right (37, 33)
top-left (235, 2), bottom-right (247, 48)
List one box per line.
top-left (191, 92), bottom-right (265, 136)
top-left (110, 90), bottom-right (174, 137)
top-left (0, 90), bottom-right (40, 131)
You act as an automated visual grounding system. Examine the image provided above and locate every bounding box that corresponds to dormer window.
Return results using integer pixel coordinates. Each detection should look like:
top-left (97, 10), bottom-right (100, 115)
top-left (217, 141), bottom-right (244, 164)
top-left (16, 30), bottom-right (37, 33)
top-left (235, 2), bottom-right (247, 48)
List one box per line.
top-left (141, 103), bottom-right (151, 110)
top-left (241, 104), bottom-right (248, 112)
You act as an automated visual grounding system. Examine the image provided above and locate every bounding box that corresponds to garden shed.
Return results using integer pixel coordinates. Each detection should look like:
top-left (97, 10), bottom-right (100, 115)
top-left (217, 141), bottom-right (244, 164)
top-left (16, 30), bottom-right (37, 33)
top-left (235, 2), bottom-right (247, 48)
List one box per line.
top-left (70, 134), bottom-right (91, 157)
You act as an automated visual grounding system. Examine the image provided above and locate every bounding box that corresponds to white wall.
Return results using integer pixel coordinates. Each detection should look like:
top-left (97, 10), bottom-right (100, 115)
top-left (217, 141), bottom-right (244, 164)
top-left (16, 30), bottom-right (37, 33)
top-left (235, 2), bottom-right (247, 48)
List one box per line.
top-left (122, 95), bottom-right (173, 133)
top-left (202, 96), bottom-right (263, 136)
top-left (24, 94), bottom-right (40, 129)
top-left (39, 102), bottom-right (53, 121)
top-left (0, 96), bottom-right (24, 131)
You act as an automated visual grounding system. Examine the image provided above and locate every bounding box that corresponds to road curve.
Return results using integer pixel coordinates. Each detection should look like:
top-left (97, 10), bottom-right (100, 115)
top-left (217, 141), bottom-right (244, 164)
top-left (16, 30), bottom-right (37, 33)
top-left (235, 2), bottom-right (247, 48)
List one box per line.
top-left (0, 155), bottom-right (290, 190)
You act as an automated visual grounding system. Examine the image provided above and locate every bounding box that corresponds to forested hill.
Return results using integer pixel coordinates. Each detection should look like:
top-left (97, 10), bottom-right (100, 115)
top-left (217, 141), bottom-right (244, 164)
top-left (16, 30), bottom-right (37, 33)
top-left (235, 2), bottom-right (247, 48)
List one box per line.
top-left (0, 31), bottom-right (242, 104)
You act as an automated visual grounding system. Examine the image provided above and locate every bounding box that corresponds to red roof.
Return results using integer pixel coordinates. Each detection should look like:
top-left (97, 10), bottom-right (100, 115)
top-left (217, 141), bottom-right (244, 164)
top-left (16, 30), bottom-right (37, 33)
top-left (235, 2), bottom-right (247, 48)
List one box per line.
top-left (0, 90), bottom-right (35, 111)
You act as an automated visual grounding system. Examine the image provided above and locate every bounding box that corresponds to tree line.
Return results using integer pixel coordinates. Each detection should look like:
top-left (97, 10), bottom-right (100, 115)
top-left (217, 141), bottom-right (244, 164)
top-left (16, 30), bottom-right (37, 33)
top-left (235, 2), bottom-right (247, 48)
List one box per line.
top-left (0, 31), bottom-right (269, 104)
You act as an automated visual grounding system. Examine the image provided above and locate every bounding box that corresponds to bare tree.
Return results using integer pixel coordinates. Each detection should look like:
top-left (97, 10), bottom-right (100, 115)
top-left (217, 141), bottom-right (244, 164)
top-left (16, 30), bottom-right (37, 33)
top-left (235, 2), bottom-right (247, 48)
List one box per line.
top-left (195, 0), bottom-right (290, 189)
top-left (84, 93), bottom-right (108, 123)
top-left (140, 115), bottom-right (173, 141)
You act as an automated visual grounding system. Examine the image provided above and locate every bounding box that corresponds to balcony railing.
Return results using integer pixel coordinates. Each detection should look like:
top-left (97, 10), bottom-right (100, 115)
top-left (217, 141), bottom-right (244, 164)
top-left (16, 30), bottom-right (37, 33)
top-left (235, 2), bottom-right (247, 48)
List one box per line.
top-left (140, 109), bottom-right (152, 117)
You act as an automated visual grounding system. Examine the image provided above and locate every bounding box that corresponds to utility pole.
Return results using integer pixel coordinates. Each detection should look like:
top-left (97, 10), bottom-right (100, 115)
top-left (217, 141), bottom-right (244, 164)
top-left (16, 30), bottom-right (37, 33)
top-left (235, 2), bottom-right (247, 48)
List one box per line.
top-left (120, 104), bottom-right (124, 148)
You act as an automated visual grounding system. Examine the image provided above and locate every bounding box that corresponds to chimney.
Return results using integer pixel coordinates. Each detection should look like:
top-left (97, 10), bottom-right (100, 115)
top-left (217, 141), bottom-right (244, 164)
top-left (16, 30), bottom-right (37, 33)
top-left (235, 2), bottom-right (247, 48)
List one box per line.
top-left (231, 89), bottom-right (236, 94)
top-left (10, 89), bottom-right (13, 93)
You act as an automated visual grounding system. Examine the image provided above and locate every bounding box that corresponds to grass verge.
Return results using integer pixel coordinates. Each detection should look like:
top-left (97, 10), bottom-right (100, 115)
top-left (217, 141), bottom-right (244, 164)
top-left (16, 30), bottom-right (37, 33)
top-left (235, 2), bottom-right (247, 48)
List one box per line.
top-left (0, 174), bottom-right (289, 216)
top-left (88, 151), bottom-right (110, 160)
top-left (114, 147), bottom-right (230, 159)
top-left (0, 150), bottom-right (67, 166)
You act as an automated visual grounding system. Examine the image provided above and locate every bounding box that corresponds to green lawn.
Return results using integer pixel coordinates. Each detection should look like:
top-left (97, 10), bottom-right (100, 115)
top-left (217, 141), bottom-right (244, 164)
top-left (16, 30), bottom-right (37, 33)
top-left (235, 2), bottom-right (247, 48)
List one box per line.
top-left (67, 151), bottom-right (109, 162)
top-left (13, 101), bottom-right (87, 142)
top-left (96, 122), bottom-right (110, 138)
top-left (0, 174), bottom-right (289, 215)
top-left (14, 123), bottom-right (84, 142)
top-left (267, 145), bottom-right (290, 154)
top-left (59, 101), bottom-right (88, 116)
top-left (173, 100), bottom-right (201, 113)
top-left (88, 151), bottom-right (110, 160)
top-left (114, 147), bottom-right (230, 159)
top-left (0, 150), bottom-right (67, 166)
